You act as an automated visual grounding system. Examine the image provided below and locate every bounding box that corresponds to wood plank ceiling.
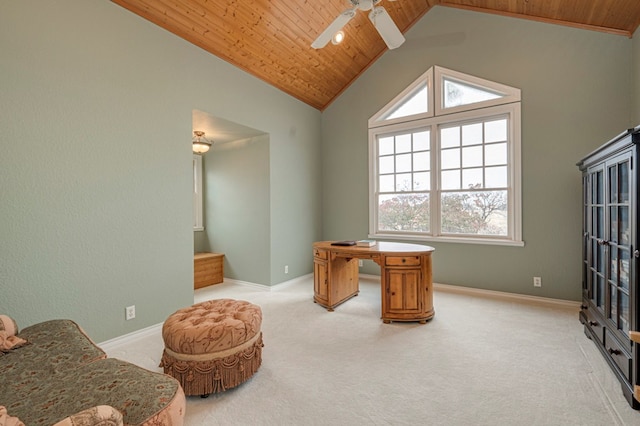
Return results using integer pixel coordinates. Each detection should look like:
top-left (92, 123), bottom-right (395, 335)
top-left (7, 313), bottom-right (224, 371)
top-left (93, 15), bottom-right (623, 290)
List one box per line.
top-left (111, 0), bottom-right (640, 111)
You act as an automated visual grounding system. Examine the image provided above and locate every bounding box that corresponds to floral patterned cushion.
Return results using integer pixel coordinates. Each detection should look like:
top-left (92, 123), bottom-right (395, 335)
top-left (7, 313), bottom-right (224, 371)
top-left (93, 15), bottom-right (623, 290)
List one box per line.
top-left (0, 320), bottom-right (185, 426)
top-left (3, 358), bottom-right (185, 425)
top-left (162, 299), bottom-right (262, 355)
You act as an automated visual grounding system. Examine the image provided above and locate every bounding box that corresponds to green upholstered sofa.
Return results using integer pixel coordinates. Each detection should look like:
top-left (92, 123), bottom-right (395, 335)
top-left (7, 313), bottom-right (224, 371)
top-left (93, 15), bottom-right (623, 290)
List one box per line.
top-left (0, 316), bottom-right (185, 425)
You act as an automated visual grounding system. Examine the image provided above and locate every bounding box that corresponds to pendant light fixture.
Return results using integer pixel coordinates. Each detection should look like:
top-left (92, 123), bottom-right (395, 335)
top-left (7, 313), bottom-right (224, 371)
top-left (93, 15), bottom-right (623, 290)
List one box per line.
top-left (192, 130), bottom-right (213, 154)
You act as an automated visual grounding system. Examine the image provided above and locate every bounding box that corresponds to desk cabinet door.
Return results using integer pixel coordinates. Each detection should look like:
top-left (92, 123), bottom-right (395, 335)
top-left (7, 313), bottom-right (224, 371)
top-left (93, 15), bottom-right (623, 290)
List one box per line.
top-left (314, 260), bottom-right (328, 301)
top-left (386, 269), bottom-right (421, 314)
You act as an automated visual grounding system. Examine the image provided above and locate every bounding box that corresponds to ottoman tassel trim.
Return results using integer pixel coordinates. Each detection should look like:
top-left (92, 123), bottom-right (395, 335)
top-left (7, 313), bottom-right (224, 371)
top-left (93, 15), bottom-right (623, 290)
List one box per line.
top-left (160, 332), bottom-right (263, 397)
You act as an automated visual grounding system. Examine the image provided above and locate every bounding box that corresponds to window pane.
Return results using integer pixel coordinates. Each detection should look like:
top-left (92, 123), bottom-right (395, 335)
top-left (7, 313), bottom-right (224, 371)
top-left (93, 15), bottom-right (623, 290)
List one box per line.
top-left (414, 172), bottom-right (430, 190)
top-left (485, 143), bottom-right (507, 166)
top-left (396, 134), bottom-right (411, 153)
top-left (462, 168), bottom-right (483, 188)
top-left (485, 119), bottom-right (507, 142)
top-left (441, 190), bottom-right (507, 235)
top-left (462, 146), bottom-right (482, 168)
top-left (396, 153), bottom-right (412, 173)
top-left (396, 173), bottom-right (412, 191)
top-left (620, 292), bottom-right (629, 333)
top-left (441, 127), bottom-right (460, 148)
top-left (609, 207), bottom-right (617, 244)
top-left (462, 123), bottom-right (482, 146)
top-left (378, 193), bottom-right (430, 232)
top-left (441, 148), bottom-right (460, 169)
top-left (443, 79), bottom-right (502, 108)
top-left (610, 285), bottom-right (617, 320)
top-left (620, 249), bottom-right (629, 290)
top-left (379, 156), bottom-right (394, 174)
top-left (414, 130), bottom-right (430, 151)
top-left (619, 206), bottom-right (629, 245)
top-left (485, 166), bottom-right (507, 188)
top-left (609, 165), bottom-right (618, 203)
top-left (385, 84), bottom-right (428, 120)
top-left (379, 136), bottom-right (394, 155)
top-left (413, 151), bottom-right (430, 172)
top-left (379, 175), bottom-right (395, 192)
top-left (441, 170), bottom-right (460, 190)
top-left (619, 162), bottom-right (629, 203)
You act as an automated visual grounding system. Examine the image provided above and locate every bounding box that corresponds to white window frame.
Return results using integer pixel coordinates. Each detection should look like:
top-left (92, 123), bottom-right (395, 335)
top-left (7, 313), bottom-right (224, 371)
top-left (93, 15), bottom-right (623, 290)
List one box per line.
top-left (193, 154), bottom-right (204, 231)
top-left (368, 67), bottom-right (523, 246)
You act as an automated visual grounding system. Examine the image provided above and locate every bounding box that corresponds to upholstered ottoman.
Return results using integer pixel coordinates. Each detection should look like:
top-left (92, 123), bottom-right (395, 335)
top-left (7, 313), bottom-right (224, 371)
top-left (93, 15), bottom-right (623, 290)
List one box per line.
top-left (160, 299), bottom-right (263, 397)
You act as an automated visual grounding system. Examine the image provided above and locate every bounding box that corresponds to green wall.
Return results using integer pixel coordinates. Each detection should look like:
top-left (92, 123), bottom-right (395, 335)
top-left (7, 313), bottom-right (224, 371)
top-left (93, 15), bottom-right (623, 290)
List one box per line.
top-left (0, 0), bottom-right (321, 341)
top-left (204, 135), bottom-right (271, 284)
top-left (2, 1), bottom-right (638, 345)
top-left (321, 6), bottom-right (634, 301)
top-left (634, 28), bottom-right (640, 123)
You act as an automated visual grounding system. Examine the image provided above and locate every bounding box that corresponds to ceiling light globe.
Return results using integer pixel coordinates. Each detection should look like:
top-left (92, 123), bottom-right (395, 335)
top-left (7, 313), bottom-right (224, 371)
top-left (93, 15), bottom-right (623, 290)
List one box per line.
top-left (192, 130), bottom-right (213, 154)
top-left (192, 142), bottom-right (211, 154)
top-left (331, 30), bottom-right (345, 45)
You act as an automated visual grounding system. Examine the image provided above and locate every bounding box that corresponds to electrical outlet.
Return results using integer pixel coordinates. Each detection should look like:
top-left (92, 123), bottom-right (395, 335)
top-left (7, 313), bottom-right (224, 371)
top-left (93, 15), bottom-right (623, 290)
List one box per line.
top-left (284, 265), bottom-right (289, 274)
top-left (358, 260), bottom-right (363, 267)
top-left (533, 277), bottom-right (542, 287)
top-left (125, 305), bottom-right (136, 320)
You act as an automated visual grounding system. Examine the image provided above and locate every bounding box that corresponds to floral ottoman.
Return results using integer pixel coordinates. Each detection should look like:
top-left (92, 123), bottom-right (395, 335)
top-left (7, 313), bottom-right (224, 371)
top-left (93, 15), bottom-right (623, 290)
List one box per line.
top-left (160, 299), bottom-right (263, 397)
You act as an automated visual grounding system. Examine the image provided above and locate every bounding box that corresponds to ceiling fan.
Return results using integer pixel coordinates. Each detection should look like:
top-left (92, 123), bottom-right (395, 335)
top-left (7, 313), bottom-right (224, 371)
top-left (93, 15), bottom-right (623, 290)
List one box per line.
top-left (311, 0), bottom-right (405, 50)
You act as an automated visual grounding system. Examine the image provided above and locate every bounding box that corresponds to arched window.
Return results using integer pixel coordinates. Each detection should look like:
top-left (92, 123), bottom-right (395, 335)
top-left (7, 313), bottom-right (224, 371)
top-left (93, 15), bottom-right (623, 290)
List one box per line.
top-left (368, 66), bottom-right (523, 246)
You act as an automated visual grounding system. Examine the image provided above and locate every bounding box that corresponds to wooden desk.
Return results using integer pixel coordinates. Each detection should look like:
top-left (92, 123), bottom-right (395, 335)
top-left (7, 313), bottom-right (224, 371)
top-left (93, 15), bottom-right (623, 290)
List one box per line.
top-left (312, 241), bottom-right (435, 324)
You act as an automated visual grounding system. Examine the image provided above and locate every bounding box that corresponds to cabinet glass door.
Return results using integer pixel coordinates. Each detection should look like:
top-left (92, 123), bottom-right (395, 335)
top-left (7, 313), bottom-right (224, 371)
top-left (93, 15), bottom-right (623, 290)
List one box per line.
top-left (588, 167), bottom-right (606, 310)
top-left (606, 157), bottom-right (631, 334)
top-left (582, 174), bottom-right (589, 298)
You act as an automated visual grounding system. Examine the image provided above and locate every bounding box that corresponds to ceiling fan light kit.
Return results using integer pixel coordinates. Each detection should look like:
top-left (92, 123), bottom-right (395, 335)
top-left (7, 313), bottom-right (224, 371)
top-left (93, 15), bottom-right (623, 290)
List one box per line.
top-left (331, 30), bottom-right (345, 45)
top-left (312, 0), bottom-right (405, 50)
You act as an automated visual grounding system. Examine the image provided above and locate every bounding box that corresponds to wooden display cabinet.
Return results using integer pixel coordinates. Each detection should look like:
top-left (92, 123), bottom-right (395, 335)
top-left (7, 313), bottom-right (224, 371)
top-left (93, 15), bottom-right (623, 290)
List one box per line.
top-left (577, 126), bottom-right (640, 409)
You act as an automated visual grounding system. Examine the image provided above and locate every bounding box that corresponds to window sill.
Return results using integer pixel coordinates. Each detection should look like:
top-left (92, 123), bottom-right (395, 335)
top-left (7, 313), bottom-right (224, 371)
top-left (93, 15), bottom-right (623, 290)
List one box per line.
top-left (194, 227), bottom-right (205, 232)
top-left (370, 233), bottom-right (525, 247)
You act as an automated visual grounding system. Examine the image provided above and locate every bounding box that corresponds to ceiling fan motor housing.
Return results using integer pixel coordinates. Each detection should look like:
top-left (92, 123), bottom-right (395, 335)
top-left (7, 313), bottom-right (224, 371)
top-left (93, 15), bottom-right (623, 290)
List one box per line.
top-left (352, 0), bottom-right (381, 11)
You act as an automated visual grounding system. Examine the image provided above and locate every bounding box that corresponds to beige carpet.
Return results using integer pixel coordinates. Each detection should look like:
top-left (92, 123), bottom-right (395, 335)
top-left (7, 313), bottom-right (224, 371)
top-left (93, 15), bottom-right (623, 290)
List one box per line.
top-left (103, 276), bottom-right (640, 425)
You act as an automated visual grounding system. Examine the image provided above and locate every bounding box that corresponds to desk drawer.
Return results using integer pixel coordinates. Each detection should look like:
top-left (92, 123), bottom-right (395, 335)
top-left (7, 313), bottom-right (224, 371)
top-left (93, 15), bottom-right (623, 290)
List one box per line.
top-left (385, 256), bottom-right (421, 266)
top-left (313, 249), bottom-right (328, 260)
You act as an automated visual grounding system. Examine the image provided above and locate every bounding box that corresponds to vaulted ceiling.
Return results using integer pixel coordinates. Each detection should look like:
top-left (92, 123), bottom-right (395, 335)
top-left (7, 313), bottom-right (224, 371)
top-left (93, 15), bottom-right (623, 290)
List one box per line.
top-left (111, 0), bottom-right (640, 111)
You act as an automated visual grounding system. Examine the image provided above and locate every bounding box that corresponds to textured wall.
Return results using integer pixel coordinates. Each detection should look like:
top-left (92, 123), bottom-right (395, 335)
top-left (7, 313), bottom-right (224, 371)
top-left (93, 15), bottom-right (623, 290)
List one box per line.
top-left (205, 135), bottom-right (271, 284)
top-left (322, 6), bottom-right (634, 301)
top-left (634, 29), bottom-right (640, 124)
top-left (0, 0), bottom-right (321, 341)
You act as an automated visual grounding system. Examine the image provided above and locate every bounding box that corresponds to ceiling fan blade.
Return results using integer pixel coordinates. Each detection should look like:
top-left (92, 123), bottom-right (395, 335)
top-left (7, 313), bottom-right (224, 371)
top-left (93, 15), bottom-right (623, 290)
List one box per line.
top-left (311, 9), bottom-right (356, 49)
top-left (368, 6), bottom-right (405, 50)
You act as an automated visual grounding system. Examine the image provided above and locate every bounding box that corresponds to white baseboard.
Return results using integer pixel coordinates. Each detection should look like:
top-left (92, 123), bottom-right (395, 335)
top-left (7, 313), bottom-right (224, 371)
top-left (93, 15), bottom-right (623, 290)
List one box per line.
top-left (357, 274), bottom-right (580, 309)
top-left (434, 282), bottom-right (581, 309)
top-left (217, 273), bottom-right (314, 291)
top-left (98, 322), bottom-right (162, 351)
